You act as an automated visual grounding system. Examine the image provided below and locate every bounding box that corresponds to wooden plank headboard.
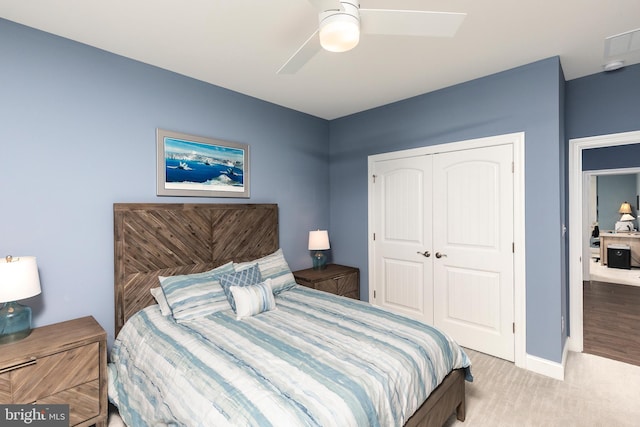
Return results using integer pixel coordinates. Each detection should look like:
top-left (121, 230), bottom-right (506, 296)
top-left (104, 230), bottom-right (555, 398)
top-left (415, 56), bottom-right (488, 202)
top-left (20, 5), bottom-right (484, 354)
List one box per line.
top-left (113, 203), bottom-right (278, 336)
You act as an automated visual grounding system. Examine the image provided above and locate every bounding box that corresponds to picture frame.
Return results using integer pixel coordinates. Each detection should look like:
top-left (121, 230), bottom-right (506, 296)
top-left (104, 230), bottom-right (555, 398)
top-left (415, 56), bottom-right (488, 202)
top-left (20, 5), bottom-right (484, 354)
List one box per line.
top-left (156, 129), bottom-right (250, 198)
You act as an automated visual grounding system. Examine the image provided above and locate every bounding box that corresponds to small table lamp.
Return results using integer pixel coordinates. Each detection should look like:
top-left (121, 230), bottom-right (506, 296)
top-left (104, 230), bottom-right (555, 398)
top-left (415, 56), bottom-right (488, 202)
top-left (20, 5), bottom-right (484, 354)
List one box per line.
top-left (619, 201), bottom-right (633, 215)
top-left (0, 256), bottom-right (42, 344)
top-left (616, 202), bottom-right (636, 232)
top-left (308, 230), bottom-right (330, 270)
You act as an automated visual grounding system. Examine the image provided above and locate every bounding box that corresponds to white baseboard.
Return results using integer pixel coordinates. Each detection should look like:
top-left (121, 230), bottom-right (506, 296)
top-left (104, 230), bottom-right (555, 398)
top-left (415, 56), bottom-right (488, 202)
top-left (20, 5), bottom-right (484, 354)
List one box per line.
top-left (525, 342), bottom-right (569, 380)
top-left (566, 335), bottom-right (583, 353)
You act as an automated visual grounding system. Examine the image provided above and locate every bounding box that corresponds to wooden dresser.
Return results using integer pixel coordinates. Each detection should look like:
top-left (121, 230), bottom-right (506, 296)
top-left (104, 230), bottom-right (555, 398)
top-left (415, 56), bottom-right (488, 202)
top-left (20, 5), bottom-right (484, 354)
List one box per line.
top-left (293, 264), bottom-right (360, 300)
top-left (0, 316), bottom-right (107, 427)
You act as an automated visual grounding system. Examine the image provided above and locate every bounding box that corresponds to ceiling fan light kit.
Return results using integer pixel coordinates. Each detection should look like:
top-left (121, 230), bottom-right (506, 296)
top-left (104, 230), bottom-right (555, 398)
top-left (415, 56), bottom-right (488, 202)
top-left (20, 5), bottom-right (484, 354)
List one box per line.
top-left (277, 0), bottom-right (466, 74)
top-left (319, 3), bottom-right (360, 52)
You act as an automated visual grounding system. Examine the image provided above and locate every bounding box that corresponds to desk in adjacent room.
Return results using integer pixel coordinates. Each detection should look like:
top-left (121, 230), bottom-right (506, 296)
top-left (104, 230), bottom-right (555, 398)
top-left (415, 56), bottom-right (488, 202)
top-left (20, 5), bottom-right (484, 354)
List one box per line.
top-left (599, 232), bottom-right (640, 267)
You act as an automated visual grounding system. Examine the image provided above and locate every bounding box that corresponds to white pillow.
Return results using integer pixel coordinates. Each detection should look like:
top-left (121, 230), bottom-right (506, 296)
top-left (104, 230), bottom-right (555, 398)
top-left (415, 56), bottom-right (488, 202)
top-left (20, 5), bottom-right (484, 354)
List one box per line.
top-left (233, 248), bottom-right (297, 295)
top-left (150, 287), bottom-right (171, 316)
top-left (229, 279), bottom-right (276, 320)
top-left (159, 262), bottom-right (235, 320)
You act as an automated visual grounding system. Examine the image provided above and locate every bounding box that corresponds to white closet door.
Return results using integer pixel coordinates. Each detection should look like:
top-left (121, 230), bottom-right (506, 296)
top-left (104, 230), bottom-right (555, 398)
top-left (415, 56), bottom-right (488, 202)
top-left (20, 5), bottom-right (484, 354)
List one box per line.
top-left (432, 144), bottom-right (515, 361)
top-left (371, 155), bottom-right (434, 323)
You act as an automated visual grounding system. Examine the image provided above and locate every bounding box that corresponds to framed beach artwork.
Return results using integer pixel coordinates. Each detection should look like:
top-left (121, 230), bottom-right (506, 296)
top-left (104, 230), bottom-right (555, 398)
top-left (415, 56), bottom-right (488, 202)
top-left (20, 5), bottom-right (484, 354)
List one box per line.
top-left (156, 129), bottom-right (250, 198)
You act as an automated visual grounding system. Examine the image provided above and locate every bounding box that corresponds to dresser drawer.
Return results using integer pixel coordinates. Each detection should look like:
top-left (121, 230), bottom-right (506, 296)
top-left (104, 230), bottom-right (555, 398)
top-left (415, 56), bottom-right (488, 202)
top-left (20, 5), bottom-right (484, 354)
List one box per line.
top-left (6, 342), bottom-right (99, 403)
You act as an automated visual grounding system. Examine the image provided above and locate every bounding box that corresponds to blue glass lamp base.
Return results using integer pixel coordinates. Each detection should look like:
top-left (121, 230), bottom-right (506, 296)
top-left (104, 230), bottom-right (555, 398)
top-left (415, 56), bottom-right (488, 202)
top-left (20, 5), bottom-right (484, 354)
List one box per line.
top-left (0, 301), bottom-right (33, 344)
top-left (312, 251), bottom-right (327, 270)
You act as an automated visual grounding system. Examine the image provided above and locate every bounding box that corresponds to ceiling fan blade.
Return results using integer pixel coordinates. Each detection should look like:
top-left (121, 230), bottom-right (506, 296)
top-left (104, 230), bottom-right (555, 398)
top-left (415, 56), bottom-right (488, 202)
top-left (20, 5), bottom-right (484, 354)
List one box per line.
top-left (277, 30), bottom-right (322, 74)
top-left (360, 10), bottom-right (466, 37)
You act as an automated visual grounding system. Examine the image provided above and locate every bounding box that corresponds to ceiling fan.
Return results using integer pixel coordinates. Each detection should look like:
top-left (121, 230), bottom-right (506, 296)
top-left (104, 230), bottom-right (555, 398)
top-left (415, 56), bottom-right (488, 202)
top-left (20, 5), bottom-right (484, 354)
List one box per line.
top-left (277, 0), bottom-right (466, 74)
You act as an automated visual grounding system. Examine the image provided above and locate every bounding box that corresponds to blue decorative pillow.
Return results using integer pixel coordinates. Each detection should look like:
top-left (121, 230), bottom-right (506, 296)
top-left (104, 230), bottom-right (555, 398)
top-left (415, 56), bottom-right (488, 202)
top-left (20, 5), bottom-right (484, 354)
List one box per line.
top-left (230, 279), bottom-right (276, 320)
top-left (159, 262), bottom-right (235, 321)
top-left (233, 248), bottom-right (297, 295)
top-left (219, 264), bottom-right (262, 312)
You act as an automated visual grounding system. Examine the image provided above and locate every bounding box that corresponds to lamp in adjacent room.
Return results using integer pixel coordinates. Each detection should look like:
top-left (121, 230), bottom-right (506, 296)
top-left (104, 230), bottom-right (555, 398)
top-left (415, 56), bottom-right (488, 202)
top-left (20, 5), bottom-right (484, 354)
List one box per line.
top-left (308, 230), bottom-right (330, 270)
top-left (615, 201), bottom-right (636, 232)
top-left (618, 201), bottom-right (633, 216)
top-left (0, 256), bottom-right (41, 344)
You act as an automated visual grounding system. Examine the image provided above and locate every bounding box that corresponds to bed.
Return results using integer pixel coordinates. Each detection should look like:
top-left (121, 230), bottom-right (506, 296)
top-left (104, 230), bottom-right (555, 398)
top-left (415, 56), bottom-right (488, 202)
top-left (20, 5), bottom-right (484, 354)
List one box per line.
top-left (109, 203), bottom-right (471, 426)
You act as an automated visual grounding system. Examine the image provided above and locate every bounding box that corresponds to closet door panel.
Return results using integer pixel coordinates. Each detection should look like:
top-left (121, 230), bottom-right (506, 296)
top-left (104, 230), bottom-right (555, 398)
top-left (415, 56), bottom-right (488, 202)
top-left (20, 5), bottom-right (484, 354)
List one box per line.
top-left (371, 156), bottom-right (434, 323)
top-left (433, 144), bottom-right (515, 361)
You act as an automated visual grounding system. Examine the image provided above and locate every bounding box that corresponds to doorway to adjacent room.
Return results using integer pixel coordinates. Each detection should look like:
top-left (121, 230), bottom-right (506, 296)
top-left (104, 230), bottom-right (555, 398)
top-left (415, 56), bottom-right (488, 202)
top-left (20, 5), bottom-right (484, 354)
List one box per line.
top-left (569, 130), bottom-right (640, 367)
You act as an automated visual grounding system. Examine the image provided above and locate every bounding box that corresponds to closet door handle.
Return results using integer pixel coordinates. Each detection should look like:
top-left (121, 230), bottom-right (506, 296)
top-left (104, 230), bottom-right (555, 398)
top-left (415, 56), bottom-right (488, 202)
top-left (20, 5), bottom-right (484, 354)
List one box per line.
top-left (417, 251), bottom-right (431, 258)
top-left (435, 252), bottom-right (447, 259)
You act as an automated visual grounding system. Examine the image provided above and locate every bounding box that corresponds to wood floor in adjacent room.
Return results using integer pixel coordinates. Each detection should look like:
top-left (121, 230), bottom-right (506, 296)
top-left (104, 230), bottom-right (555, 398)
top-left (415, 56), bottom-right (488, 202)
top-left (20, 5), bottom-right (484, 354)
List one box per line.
top-left (583, 280), bottom-right (640, 366)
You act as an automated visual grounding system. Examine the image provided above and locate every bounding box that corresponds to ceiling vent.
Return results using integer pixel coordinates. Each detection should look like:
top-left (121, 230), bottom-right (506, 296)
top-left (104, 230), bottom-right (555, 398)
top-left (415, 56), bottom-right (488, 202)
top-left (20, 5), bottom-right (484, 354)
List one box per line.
top-left (604, 28), bottom-right (640, 57)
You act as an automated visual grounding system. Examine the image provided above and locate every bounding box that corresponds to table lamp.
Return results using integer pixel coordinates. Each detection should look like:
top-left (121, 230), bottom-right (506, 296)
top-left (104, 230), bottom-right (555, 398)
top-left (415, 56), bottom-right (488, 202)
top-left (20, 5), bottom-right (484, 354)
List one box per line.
top-left (618, 201), bottom-right (633, 215)
top-left (0, 256), bottom-right (42, 344)
top-left (308, 230), bottom-right (330, 270)
top-left (615, 202), bottom-right (636, 232)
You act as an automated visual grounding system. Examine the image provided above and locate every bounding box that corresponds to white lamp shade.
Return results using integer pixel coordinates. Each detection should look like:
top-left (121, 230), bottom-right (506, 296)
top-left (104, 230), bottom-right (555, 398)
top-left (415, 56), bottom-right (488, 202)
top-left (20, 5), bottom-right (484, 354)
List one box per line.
top-left (620, 213), bottom-right (636, 221)
top-left (619, 202), bottom-right (633, 214)
top-left (0, 256), bottom-right (42, 303)
top-left (308, 230), bottom-right (330, 250)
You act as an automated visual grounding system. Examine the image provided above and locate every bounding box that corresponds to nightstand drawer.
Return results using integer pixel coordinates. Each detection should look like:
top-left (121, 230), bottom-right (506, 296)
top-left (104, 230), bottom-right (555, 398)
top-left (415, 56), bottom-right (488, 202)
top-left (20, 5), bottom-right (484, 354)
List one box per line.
top-left (314, 274), bottom-right (358, 297)
top-left (38, 380), bottom-right (100, 426)
top-left (293, 264), bottom-right (360, 299)
top-left (0, 316), bottom-right (107, 427)
top-left (8, 341), bottom-right (99, 403)
top-left (314, 278), bottom-right (340, 294)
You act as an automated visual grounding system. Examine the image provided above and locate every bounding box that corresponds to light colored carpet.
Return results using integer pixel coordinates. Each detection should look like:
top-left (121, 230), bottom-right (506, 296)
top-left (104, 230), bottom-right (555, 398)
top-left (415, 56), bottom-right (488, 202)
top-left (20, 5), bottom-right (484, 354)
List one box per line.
top-left (444, 349), bottom-right (640, 427)
top-left (108, 349), bottom-right (640, 426)
top-left (589, 257), bottom-right (640, 287)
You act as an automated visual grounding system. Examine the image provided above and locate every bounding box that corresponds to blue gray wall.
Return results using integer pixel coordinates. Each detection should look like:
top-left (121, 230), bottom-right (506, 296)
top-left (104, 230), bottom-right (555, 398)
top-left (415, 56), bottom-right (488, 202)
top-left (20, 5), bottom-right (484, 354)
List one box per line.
top-left (558, 64), bottom-right (569, 353)
top-left (596, 175), bottom-right (637, 231)
top-left (329, 58), bottom-right (566, 362)
top-left (566, 64), bottom-right (640, 140)
top-left (0, 19), bottom-right (330, 345)
top-left (576, 65), bottom-right (640, 173)
top-left (583, 143), bottom-right (640, 171)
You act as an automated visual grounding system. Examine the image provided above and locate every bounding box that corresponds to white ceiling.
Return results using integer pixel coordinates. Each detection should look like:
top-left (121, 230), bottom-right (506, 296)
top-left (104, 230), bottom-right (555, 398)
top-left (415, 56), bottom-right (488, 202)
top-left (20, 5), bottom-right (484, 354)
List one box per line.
top-left (1, 0), bottom-right (640, 119)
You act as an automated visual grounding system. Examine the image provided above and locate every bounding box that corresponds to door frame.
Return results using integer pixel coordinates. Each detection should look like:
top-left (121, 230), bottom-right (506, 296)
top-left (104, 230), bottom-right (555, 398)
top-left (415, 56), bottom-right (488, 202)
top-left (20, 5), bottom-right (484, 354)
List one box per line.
top-left (568, 130), bottom-right (640, 353)
top-left (368, 132), bottom-right (526, 368)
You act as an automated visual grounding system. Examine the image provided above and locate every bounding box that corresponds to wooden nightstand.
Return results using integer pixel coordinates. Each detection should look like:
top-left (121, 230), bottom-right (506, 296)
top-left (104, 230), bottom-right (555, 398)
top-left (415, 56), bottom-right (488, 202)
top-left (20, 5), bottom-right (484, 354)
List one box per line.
top-left (293, 264), bottom-right (360, 300)
top-left (0, 316), bottom-right (107, 427)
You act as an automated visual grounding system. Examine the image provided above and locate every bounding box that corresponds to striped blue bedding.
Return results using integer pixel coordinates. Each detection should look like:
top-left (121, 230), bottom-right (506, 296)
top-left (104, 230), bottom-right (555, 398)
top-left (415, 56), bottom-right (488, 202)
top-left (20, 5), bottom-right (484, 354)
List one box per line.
top-left (108, 286), bottom-right (471, 426)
